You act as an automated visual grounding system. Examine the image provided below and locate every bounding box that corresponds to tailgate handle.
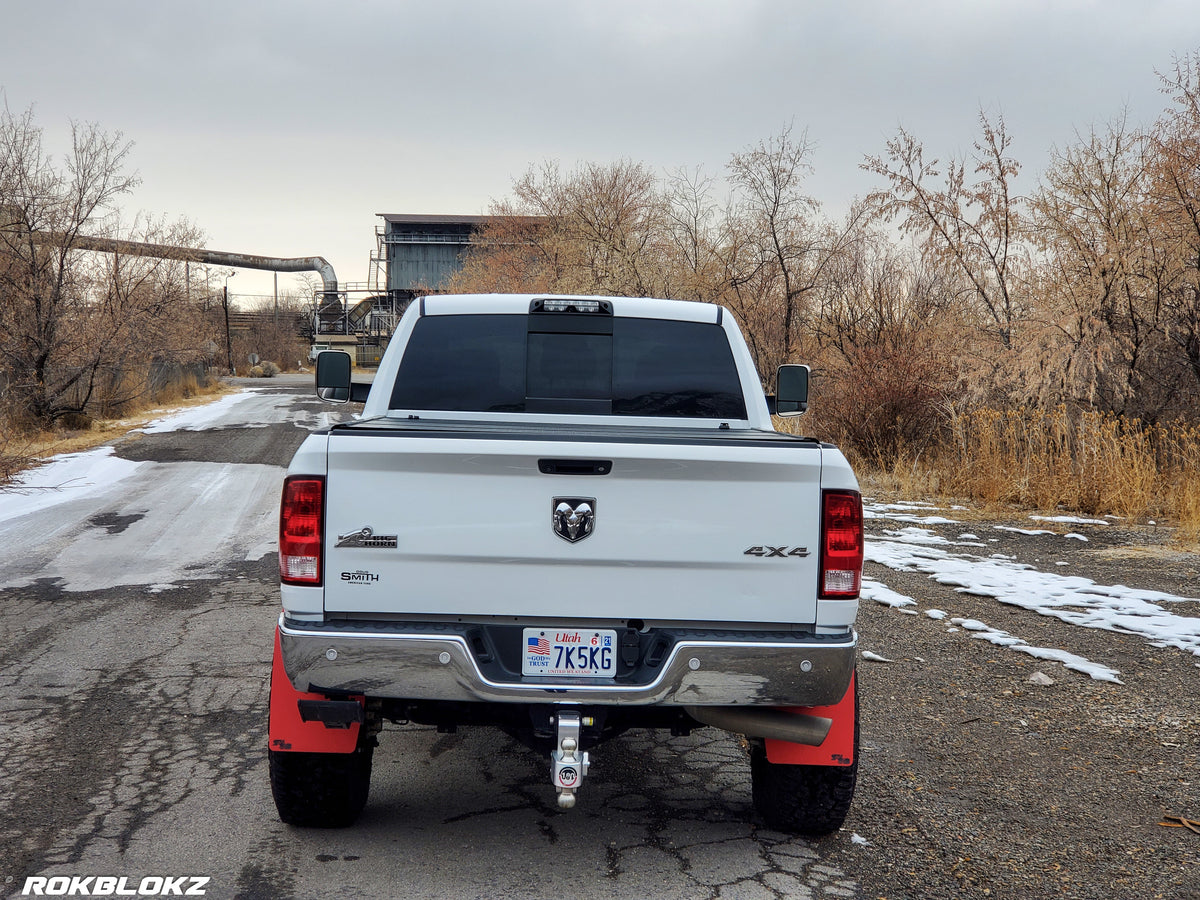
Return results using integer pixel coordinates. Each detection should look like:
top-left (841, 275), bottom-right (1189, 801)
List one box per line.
top-left (538, 459), bottom-right (612, 476)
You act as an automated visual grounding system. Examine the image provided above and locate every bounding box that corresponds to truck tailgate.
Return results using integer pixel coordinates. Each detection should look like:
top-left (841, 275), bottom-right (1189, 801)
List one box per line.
top-left (322, 426), bottom-right (824, 625)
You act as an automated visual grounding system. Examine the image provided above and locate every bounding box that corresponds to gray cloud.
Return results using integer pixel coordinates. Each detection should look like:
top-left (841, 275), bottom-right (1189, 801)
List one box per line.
top-left (3, 0), bottom-right (1198, 297)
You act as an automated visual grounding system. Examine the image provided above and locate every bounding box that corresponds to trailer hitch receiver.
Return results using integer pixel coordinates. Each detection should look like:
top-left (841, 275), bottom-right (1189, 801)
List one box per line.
top-left (551, 711), bottom-right (590, 809)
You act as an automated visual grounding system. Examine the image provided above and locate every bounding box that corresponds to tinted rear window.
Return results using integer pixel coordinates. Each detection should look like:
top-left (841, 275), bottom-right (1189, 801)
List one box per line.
top-left (390, 314), bottom-right (746, 418)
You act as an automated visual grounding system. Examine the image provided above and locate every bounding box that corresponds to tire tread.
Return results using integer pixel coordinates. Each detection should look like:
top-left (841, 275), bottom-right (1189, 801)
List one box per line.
top-left (269, 747), bottom-right (373, 828)
top-left (749, 679), bottom-right (859, 835)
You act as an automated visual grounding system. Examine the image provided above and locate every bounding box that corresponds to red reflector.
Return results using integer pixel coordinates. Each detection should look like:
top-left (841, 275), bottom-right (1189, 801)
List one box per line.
top-left (280, 477), bottom-right (323, 585)
top-left (821, 490), bottom-right (863, 598)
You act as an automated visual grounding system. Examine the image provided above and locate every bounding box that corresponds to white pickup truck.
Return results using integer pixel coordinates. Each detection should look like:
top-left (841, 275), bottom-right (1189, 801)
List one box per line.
top-left (268, 294), bottom-right (863, 834)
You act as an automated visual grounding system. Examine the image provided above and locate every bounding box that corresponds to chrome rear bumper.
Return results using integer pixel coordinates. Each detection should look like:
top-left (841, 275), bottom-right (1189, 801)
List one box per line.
top-left (278, 616), bottom-right (856, 707)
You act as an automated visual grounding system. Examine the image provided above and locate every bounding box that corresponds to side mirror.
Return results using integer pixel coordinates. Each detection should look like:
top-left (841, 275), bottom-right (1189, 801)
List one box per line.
top-left (775, 364), bottom-right (809, 416)
top-left (315, 350), bottom-right (353, 403)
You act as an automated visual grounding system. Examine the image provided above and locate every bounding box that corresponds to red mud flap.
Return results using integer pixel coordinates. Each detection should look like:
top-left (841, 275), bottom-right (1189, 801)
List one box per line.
top-left (269, 627), bottom-right (362, 753)
top-left (764, 672), bottom-right (856, 766)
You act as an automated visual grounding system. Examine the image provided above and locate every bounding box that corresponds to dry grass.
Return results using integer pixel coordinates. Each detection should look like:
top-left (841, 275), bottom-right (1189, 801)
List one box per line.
top-left (864, 407), bottom-right (1200, 546)
top-left (1172, 469), bottom-right (1200, 544)
top-left (941, 409), bottom-right (1155, 516)
top-left (148, 372), bottom-right (210, 406)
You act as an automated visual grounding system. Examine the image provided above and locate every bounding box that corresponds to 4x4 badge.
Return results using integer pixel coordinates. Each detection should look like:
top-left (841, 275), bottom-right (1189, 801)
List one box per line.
top-left (553, 498), bottom-right (595, 543)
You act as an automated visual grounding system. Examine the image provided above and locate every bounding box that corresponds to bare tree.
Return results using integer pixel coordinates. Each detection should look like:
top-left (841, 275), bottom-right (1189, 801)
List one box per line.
top-left (660, 165), bottom-right (724, 303)
top-left (1027, 69), bottom-right (1200, 425)
top-left (1, 102), bottom-right (140, 424)
top-left (721, 126), bottom-right (868, 379)
top-left (447, 202), bottom-right (559, 295)
top-left (1148, 52), bottom-right (1200, 401)
top-left (727, 126), bottom-right (837, 362)
top-left (450, 160), bottom-right (672, 299)
top-left (1030, 115), bottom-right (1177, 417)
top-left (1, 102), bottom-right (209, 427)
top-left (863, 111), bottom-right (1030, 352)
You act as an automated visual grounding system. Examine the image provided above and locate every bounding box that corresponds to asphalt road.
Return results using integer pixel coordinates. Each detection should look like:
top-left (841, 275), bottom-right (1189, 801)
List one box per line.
top-left (0, 377), bottom-right (864, 900)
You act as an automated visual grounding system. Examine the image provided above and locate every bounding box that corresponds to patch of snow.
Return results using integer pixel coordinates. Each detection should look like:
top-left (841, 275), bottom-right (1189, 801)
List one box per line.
top-left (881, 513), bottom-right (961, 525)
top-left (862, 579), bottom-right (917, 608)
top-left (950, 618), bottom-right (1030, 648)
top-left (994, 525), bottom-right (1057, 537)
top-left (863, 500), bottom-right (959, 525)
top-left (925, 609), bottom-right (948, 620)
top-left (865, 501), bottom-right (941, 512)
top-left (245, 540), bottom-right (277, 561)
top-left (943, 617), bottom-right (1123, 681)
top-left (851, 833), bottom-right (871, 846)
top-left (881, 526), bottom-right (952, 547)
top-left (0, 446), bottom-right (145, 526)
top-left (866, 529), bottom-right (1200, 657)
top-left (302, 410), bottom-right (342, 431)
top-left (861, 651), bottom-right (894, 663)
top-left (1065, 533), bottom-right (1089, 542)
top-left (953, 618), bottom-right (990, 632)
top-left (137, 389), bottom-right (266, 433)
top-left (0, 459), bottom-right (284, 592)
top-left (1011, 646), bottom-right (1124, 684)
top-left (1030, 515), bottom-right (1109, 525)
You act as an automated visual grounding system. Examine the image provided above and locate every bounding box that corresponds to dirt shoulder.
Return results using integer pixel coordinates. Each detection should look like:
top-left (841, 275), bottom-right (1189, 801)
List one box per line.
top-left (828, 505), bottom-right (1199, 900)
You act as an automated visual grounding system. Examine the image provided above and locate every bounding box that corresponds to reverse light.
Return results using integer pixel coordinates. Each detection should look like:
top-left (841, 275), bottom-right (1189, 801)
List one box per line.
top-left (280, 476), bottom-right (323, 585)
top-left (820, 490), bottom-right (863, 598)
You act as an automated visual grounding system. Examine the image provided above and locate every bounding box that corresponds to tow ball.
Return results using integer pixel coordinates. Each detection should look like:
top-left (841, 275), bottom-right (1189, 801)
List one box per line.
top-left (551, 711), bottom-right (590, 809)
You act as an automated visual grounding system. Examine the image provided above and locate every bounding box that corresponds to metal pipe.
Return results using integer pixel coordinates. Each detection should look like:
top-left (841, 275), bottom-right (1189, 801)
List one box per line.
top-left (684, 706), bottom-right (833, 746)
top-left (59, 234), bottom-right (339, 294)
top-left (14, 227), bottom-right (343, 334)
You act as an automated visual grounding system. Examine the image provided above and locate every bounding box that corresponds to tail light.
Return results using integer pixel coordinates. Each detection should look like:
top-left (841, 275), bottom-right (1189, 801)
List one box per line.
top-left (280, 476), bottom-right (323, 585)
top-left (820, 490), bottom-right (863, 598)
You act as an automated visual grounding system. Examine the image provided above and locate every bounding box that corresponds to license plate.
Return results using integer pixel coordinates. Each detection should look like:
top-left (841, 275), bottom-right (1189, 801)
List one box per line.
top-left (522, 628), bottom-right (617, 677)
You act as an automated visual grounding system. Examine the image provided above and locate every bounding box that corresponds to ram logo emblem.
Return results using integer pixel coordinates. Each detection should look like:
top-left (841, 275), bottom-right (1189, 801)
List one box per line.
top-left (553, 498), bottom-right (596, 543)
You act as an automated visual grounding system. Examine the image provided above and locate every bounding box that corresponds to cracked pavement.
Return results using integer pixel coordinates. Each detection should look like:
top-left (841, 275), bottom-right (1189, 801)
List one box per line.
top-left (0, 378), bottom-right (864, 900)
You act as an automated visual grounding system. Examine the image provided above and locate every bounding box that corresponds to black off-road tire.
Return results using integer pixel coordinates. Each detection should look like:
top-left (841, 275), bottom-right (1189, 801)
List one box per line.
top-left (269, 746), bottom-right (373, 827)
top-left (750, 685), bottom-right (859, 835)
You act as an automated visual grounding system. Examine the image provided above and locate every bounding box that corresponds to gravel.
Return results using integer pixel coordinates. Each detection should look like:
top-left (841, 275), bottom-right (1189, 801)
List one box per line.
top-left (824, 504), bottom-right (1200, 900)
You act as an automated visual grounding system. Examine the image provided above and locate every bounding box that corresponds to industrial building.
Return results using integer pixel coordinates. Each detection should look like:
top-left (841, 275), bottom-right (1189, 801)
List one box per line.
top-left (312, 213), bottom-right (509, 365)
top-left (375, 213), bottom-right (490, 303)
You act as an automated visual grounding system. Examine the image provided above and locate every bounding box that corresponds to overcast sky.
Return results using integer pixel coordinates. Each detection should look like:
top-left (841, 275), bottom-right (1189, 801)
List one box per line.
top-left (3, 0), bottom-right (1199, 301)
